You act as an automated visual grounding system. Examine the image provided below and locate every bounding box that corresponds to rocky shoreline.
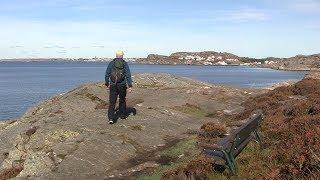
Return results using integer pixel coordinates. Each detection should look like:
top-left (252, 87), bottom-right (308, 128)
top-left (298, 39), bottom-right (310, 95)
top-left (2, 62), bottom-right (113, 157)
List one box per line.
top-left (1, 71), bottom-right (318, 179)
top-left (0, 73), bottom-right (261, 179)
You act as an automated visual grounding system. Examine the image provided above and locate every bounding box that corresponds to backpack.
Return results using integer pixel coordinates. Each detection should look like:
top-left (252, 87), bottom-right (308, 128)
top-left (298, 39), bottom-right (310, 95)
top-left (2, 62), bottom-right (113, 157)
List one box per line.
top-left (110, 59), bottom-right (126, 83)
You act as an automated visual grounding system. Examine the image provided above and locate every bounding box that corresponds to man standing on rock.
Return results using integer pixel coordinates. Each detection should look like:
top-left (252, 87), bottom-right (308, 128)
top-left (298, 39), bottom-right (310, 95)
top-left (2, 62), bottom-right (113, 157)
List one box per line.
top-left (105, 50), bottom-right (133, 124)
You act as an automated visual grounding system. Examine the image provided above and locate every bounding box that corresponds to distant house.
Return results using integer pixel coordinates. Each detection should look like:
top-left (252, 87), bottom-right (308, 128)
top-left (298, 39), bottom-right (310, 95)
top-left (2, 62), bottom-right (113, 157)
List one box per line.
top-left (206, 55), bottom-right (215, 61)
top-left (216, 61), bottom-right (227, 65)
top-left (186, 60), bottom-right (193, 65)
top-left (265, 60), bottom-right (275, 65)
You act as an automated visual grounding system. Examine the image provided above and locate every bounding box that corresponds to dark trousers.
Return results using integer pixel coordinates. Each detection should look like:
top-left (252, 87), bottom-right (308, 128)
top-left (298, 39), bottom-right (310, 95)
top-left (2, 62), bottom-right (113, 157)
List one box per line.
top-left (108, 84), bottom-right (127, 120)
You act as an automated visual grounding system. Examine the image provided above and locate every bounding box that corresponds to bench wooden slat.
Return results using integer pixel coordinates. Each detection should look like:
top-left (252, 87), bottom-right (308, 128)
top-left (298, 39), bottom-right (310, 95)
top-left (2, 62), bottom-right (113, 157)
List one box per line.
top-left (198, 142), bottom-right (223, 150)
top-left (203, 113), bottom-right (262, 151)
top-left (201, 112), bottom-right (264, 175)
top-left (232, 134), bottom-right (254, 157)
top-left (230, 114), bottom-right (262, 154)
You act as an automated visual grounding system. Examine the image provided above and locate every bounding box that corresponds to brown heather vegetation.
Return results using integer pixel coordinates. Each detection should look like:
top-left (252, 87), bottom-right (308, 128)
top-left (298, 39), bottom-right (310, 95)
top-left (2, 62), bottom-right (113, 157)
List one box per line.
top-left (198, 123), bottom-right (227, 145)
top-left (232, 78), bottom-right (320, 179)
top-left (163, 78), bottom-right (320, 179)
top-left (0, 166), bottom-right (23, 180)
top-left (162, 155), bottom-right (214, 180)
top-left (200, 122), bottom-right (227, 138)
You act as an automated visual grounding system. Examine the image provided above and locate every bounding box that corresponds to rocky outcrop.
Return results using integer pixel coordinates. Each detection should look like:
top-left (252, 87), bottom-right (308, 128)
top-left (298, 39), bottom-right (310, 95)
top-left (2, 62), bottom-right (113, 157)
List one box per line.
top-left (305, 71), bottom-right (320, 79)
top-left (137, 51), bottom-right (320, 71)
top-left (276, 54), bottom-right (320, 71)
top-left (243, 54), bottom-right (320, 71)
top-left (0, 74), bottom-right (256, 179)
top-left (137, 51), bottom-right (241, 65)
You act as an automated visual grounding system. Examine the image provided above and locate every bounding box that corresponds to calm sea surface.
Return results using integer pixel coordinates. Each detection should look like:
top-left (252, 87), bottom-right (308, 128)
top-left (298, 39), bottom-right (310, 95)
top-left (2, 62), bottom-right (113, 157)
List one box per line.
top-left (0, 61), bottom-right (306, 120)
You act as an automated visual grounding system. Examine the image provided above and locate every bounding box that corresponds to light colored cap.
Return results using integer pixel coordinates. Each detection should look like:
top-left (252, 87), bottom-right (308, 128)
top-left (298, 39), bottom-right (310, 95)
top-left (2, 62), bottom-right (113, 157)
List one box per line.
top-left (116, 50), bottom-right (124, 57)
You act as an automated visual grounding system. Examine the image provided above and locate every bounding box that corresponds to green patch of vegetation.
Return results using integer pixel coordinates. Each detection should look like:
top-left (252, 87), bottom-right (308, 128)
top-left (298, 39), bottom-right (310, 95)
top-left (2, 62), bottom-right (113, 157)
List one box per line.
top-left (216, 96), bottom-right (231, 103)
top-left (130, 125), bottom-right (145, 131)
top-left (236, 143), bottom-right (274, 178)
top-left (161, 138), bottom-right (198, 158)
top-left (208, 141), bottom-right (277, 179)
top-left (57, 154), bottom-right (67, 160)
top-left (172, 103), bottom-right (209, 118)
top-left (137, 137), bottom-right (200, 180)
top-left (205, 112), bottom-right (218, 118)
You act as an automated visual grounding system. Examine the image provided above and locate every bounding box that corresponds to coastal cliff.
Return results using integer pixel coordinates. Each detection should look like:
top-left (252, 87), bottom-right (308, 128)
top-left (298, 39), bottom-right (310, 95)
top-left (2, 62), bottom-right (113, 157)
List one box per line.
top-left (0, 74), bottom-right (256, 179)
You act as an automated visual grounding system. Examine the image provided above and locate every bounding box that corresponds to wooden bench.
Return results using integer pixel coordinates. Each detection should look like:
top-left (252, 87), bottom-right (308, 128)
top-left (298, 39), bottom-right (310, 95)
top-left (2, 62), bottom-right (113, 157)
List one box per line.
top-left (199, 112), bottom-right (264, 175)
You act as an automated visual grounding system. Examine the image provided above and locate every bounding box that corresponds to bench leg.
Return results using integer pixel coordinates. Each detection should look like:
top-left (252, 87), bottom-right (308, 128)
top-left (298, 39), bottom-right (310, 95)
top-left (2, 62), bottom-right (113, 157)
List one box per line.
top-left (221, 150), bottom-right (237, 175)
top-left (254, 129), bottom-right (262, 144)
top-left (229, 153), bottom-right (238, 174)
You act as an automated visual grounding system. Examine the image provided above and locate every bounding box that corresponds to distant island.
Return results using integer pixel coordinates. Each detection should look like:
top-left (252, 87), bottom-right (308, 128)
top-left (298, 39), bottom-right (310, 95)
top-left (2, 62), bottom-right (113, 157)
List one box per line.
top-left (1, 51), bottom-right (320, 71)
top-left (136, 51), bottom-right (320, 71)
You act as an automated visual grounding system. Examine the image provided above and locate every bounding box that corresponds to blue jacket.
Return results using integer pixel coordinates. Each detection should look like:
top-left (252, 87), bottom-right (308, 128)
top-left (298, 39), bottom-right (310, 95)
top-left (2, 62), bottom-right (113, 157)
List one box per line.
top-left (105, 58), bottom-right (133, 87)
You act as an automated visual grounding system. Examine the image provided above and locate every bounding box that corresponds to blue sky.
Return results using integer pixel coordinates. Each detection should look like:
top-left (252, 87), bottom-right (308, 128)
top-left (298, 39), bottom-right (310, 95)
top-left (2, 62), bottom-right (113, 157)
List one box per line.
top-left (0, 0), bottom-right (319, 58)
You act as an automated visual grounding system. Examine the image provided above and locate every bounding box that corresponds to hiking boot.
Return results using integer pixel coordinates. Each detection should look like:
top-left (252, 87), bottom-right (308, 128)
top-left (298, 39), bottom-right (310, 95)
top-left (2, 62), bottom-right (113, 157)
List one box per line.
top-left (132, 108), bottom-right (137, 116)
top-left (109, 119), bottom-right (114, 124)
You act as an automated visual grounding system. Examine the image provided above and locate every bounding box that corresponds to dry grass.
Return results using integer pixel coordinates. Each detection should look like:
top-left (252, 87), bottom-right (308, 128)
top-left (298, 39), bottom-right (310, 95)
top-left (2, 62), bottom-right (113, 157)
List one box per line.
top-left (84, 93), bottom-right (109, 110)
top-left (172, 103), bottom-right (208, 118)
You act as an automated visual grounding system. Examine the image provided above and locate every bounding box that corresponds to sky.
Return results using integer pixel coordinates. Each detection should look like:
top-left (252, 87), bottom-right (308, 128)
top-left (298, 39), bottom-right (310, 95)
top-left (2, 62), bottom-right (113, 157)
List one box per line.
top-left (0, 0), bottom-right (319, 58)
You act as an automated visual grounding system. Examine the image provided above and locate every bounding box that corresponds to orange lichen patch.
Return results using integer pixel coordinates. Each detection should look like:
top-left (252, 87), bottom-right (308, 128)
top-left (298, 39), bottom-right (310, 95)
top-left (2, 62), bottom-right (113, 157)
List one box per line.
top-left (0, 166), bottom-right (24, 180)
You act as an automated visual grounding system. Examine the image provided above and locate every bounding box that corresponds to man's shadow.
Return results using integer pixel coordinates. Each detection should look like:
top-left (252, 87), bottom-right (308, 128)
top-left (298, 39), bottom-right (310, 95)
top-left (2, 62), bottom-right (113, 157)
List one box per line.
top-left (113, 107), bottom-right (137, 123)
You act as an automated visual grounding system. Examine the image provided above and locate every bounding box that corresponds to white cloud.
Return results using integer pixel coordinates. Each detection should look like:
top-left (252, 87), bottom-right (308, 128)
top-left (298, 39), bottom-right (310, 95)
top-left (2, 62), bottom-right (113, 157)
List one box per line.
top-left (92, 45), bottom-right (106, 48)
top-left (217, 8), bottom-right (270, 22)
top-left (0, 18), bottom-right (172, 58)
top-left (9, 45), bottom-right (24, 48)
top-left (183, 8), bottom-right (270, 24)
top-left (291, 0), bottom-right (320, 12)
top-left (306, 23), bottom-right (320, 30)
top-left (43, 45), bottom-right (65, 49)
